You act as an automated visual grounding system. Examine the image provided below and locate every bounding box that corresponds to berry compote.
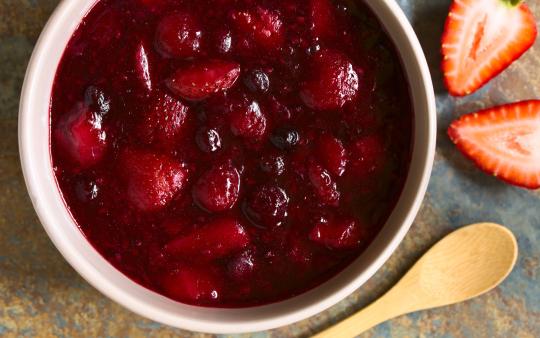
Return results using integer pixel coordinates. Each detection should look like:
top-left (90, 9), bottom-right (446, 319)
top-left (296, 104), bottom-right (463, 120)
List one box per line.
top-left (50, 0), bottom-right (413, 307)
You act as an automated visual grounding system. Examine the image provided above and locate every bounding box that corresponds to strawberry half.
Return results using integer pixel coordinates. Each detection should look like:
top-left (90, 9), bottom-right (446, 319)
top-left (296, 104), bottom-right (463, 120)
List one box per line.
top-left (448, 100), bottom-right (540, 189)
top-left (441, 0), bottom-right (536, 96)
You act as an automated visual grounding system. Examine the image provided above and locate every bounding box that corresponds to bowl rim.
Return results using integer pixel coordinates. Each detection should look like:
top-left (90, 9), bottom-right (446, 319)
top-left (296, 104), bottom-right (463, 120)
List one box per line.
top-left (18, 0), bottom-right (436, 333)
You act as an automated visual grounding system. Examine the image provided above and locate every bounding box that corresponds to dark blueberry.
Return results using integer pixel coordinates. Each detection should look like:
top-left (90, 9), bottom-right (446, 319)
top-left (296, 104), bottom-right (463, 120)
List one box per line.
top-left (260, 154), bottom-right (286, 176)
top-left (243, 184), bottom-right (289, 228)
top-left (243, 69), bottom-right (270, 93)
top-left (270, 126), bottom-right (300, 150)
top-left (196, 127), bottom-right (222, 153)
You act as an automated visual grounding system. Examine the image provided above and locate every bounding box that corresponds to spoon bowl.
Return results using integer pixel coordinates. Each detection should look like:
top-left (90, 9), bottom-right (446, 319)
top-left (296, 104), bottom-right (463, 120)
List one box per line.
top-left (314, 223), bottom-right (518, 337)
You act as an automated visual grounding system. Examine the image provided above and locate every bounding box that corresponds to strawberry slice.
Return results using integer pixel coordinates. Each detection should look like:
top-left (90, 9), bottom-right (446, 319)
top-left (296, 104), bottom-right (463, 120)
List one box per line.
top-left (442, 0), bottom-right (536, 96)
top-left (167, 60), bottom-right (241, 101)
top-left (448, 100), bottom-right (540, 189)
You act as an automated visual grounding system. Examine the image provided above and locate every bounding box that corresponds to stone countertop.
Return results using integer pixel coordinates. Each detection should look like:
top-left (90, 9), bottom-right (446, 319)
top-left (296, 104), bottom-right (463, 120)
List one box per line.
top-left (1, 0), bottom-right (539, 337)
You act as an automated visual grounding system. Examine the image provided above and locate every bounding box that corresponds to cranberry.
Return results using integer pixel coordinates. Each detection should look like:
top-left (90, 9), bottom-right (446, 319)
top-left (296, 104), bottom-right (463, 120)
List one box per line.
top-left (196, 127), bottom-right (222, 153)
top-left (244, 184), bottom-right (289, 228)
top-left (229, 100), bottom-right (267, 139)
top-left (54, 102), bottom-right (107, 168)
top-left (270, 126), bottom-right (300, 150)
top-left (155, 12), bottom-right (202, 58)
top-left (308, 162), bottom-right (340, 206)
top-left (192, 163), bottom-right (241, 212)
top-left (120, 149), bottom-right (189, 212)
top-left (316, 134), bottom-right (348, 176)
top-left (243, 69), bottom-right (270, 93)
top-left (300, 49), bottom-right (360, 111)
top-left (260, 153), bottom-right (286, 176)
top-left (167, 60), bottom-right (241, 101)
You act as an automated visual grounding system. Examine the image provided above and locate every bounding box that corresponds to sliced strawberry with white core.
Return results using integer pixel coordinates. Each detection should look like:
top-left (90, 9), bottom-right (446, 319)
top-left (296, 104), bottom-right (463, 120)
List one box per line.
top-left (448, 100), bottom-right (540, 189)
top-left (441, 0), bottom-right (536, 96)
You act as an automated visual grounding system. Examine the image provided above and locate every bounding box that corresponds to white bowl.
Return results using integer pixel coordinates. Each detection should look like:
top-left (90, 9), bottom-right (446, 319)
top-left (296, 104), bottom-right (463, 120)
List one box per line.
top-left (19, 0), bottom-right (435, 334)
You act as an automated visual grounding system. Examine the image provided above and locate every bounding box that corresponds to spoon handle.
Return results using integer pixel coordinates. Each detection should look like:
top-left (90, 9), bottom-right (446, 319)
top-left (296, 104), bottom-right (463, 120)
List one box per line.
top-left (313, 290), bottom-right (405, 338)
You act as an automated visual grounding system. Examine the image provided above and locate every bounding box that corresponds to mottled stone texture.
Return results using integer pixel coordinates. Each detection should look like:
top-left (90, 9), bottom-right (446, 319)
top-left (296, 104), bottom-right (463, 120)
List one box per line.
top-left (1, 0), bottom-right (539, 337)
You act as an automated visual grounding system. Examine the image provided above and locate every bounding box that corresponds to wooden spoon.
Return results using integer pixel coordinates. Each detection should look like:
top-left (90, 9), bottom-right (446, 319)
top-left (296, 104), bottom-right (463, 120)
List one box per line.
top-left (313, 223), bottom-right (518, 338)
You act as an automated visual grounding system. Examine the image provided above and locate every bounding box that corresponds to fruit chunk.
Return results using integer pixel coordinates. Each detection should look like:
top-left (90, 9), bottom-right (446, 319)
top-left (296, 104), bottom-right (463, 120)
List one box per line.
top-left (229, 100), bottom-right (267, 138)
top-left (120, 149), bottom-right (189, 211)
top-left (137, 92), bottom-right (189, 146)
top-left (155, 12), bottom-right (202, 58)
top-left (448, 100), bottom-right (540, 189)
top-left (309, 0), bottom-right (337, 40)
top-left (349, 133), bottom-right (386, 177)
top-left (308, 162), bottom-right (340, 206)
top-left (134, 42), bottom-right (153, 92)
top-left (309, 217), bottom-right (364, 249)
top-left (230, 7), bottom-right (285, 51)
top-left (316, 134), bottom-right (348, 176)
top-left (167, 60), bottom-right (241, 101)
top-left (192, 163), bottom-right (241, 212)
top-left (243, 184), bottom-right (289, 228)
top-left (300, 49), bottom-right (359, 111)
top-left (54, 102), bottom-right (107, 168)
top-left (441, 0), bottom-right (537, 96)
top-left (165, 218), bottom-right (250, 259)
top-left (161, 266), bottom-right (221, 302)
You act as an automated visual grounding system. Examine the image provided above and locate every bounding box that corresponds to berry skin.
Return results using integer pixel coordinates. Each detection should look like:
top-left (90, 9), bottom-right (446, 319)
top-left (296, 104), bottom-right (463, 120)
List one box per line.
top-left (308, 162), bottom-right (340, 206)
top-left (243, 68), bottom-right (270, 93)
top-left (230, 7), bottom-right (285, 52)
top-left (155, 12), bottom-right (202, 58)
top-left (229, 100), bottom-right (267, 139)
top-left (161, 266), bottom-right (221, 302)
top-left (120, 149), bottom-right (189, 212)
top-left (243, 184), bottom-right (289, 228)
top-left (270, 126), bottom-right (300, 150)
top-left (54, 102), bottom-right (107, 169)
top-left (196, 127), bottom-right (222, 153)
top-left (300, 49), bottom-right (359, 111)
top-left (167, 60), bottom-right (241, 101)
top-left (316, 134), bottom-right (348, 176)
top-left (260, 153), bottom-right (286, 176)
top-left (192, 163), bottom-right (241, 212)
top-left (165, 217), bottom-right (250, 259)
top-left (137, 92), bottom-right (189, 147)
top-left (309, 217), bottom-right (365, 249)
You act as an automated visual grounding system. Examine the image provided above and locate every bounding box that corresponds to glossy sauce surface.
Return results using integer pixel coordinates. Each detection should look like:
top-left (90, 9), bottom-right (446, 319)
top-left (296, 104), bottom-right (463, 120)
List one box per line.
top-left (50, 0), bottom-right (413, 307)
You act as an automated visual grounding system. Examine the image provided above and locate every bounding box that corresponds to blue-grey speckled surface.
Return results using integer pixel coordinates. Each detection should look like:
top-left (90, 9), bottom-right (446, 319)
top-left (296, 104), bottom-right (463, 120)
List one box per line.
top-left (1, 0), bottom-right (539, 337)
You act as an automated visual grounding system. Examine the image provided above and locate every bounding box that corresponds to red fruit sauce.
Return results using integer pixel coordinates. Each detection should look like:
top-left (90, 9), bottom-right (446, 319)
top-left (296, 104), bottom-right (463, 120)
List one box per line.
top-left (50, 0), bottom-right (413, 307)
